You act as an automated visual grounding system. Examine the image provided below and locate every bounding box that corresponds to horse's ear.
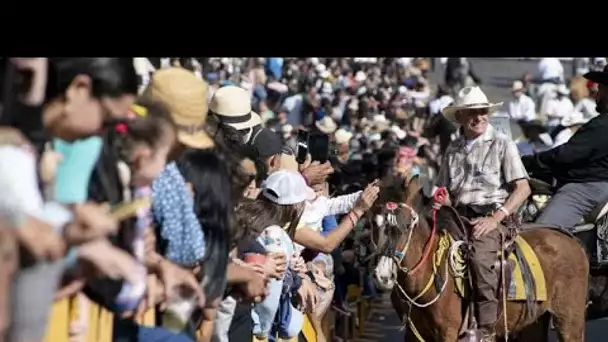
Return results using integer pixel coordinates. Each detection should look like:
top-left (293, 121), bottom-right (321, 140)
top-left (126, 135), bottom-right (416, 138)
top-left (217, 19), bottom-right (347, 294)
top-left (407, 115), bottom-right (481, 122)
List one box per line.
top-left (404, 172), bottom-right (422, 204)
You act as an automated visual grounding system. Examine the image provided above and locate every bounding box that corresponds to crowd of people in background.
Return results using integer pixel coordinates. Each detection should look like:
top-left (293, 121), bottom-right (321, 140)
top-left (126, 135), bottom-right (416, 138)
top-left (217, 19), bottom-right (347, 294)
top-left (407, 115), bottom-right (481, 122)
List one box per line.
top-left (0, 57), bottom-right (605, 342)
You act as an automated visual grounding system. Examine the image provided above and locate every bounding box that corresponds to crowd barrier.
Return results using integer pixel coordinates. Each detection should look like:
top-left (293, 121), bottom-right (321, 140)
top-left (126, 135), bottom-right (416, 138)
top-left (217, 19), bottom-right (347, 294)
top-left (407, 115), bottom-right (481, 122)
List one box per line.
top-left (42, 281), bottom-right (372, 342)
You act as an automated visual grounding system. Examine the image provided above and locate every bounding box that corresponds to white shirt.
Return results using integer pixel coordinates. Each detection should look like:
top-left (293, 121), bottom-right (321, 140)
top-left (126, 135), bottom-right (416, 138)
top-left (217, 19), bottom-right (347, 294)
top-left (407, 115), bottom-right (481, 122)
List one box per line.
top-left (507, 94), bottom-right (537, 122)
top-left (553, 128), bottom-right (574, 148)
top-left (574, 98), bottom-right (599, 120)
top-left (0, 146), bottom-right (44, 226)
top-left (545, 97), bottom-right (574, 127)
top-left (537, 58), bottom-right (564, 81)
top-left (294, 191), bottom-right (361, 255)
top-left (0, 146), bottom-right (72, 230)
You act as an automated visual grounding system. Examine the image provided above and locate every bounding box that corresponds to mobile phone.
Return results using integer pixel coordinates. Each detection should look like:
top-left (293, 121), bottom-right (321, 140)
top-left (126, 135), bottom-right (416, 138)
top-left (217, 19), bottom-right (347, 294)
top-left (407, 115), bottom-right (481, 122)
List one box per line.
top-left (308, 133), bottom-right (330, 163)
top-left (296, 129), bottom-right (309, 164)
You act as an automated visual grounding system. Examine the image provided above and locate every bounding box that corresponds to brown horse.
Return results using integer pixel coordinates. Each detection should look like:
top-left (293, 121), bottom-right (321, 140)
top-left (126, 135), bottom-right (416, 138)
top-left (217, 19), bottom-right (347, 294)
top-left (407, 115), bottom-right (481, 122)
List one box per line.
top-left (370, 174), bottom-right (588, 342)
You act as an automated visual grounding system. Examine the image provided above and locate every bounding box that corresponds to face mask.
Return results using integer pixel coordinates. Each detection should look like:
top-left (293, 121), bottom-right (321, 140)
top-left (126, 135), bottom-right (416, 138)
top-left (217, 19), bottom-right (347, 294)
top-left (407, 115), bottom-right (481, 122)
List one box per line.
top-left (53, 137), bottom-right (103, 204)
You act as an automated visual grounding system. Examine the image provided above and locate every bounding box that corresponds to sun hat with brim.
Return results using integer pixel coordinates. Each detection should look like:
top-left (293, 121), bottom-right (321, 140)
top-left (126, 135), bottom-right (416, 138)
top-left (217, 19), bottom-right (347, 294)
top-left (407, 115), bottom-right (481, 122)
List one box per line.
top-left (315, 116), bottom-right (338, 134)
top-left (209, 85), bottom-right (262, 130)
top-left (141, 67), bottom-right (214, 149)
top-left (561, 111), bottom-right (589, 127)
top-left (334, 128), bottom-right (353, 145)
top-left (584, 65), bottom-right (608, 85)
top-left (442, 86), bottom-right (503, 123)
top-left (261, 170), bottom-right (315, 205)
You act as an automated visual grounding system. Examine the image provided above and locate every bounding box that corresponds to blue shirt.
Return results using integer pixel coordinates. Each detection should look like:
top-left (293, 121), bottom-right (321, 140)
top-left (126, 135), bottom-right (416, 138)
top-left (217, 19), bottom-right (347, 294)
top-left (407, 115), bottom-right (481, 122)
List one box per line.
top-left (265, 58), bottom-right (283, 80)
top-left (321, 215), bottom-right (338, 236)
top-left (152, 162), bottom-right (206, 267)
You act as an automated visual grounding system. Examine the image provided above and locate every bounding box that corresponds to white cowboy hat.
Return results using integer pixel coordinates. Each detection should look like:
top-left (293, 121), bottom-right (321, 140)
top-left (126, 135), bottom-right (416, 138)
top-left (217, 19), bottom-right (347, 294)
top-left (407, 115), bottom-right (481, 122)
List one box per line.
top-left (315, 116), bottom-right (338, 134)
top-left (334, 128), bottom-right (353, 145)
top-left (371, 114), bottom-right (390, 132)
top-left (561, 111), bottom-right (588, 127)
top-left (442, 86), bottom-right (503, 123)
top-left (209, 85), bottom-right (262, 130)
top-left (556, 84), bottom-right (570, 95)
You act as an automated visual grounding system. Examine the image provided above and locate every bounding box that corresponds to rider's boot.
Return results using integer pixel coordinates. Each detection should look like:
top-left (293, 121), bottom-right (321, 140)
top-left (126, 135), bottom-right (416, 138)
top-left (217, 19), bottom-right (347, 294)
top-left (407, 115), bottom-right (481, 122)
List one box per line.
top-left (478, 327), bottom-right (496, 342)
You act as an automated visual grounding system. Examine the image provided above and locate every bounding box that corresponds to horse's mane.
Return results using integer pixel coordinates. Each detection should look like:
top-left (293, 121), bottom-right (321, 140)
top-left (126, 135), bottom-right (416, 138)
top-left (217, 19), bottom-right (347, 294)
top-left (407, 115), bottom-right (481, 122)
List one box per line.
top-left (378, 172), bottom-right (431, 211)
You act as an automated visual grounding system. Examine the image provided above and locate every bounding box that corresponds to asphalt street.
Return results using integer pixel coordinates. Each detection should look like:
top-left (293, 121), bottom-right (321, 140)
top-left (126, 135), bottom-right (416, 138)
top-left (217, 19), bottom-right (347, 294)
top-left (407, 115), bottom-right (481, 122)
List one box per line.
top-left (358, 58), bottom-right (607, 342)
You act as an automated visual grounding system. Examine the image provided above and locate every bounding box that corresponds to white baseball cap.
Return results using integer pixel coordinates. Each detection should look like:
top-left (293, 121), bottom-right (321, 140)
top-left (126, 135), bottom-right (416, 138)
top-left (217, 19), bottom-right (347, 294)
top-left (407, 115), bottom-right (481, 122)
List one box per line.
top-left (261, 170), bottom-right (315, 205)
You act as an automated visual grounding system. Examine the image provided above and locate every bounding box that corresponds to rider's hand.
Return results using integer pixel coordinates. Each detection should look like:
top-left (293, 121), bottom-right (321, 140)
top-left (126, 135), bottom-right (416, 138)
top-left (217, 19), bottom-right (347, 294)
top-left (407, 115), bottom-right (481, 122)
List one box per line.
top-left (471, 217), bottom-right (500, 239)
top-left (432, 188), bottom-right (451, 210)
top-left (354, 180), bottom-right (380, 214)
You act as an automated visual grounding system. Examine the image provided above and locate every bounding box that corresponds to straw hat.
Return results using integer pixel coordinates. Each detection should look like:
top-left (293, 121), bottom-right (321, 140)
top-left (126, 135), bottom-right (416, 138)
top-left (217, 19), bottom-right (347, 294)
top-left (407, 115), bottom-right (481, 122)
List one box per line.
top-left (315, 116), bottom-right (338, 134)
top-left (209, 85), bottom-right (262, 130)
top-left (442, 86), bottom-right (503, 123)
top-left (141, 67), bottom-right (214, 149)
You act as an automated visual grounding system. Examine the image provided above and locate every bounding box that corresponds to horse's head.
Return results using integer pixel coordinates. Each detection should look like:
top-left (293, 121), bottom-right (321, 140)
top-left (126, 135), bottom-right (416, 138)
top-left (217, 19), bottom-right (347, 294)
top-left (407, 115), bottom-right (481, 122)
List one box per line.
top-left (371, 171), bottom-right (425, 291)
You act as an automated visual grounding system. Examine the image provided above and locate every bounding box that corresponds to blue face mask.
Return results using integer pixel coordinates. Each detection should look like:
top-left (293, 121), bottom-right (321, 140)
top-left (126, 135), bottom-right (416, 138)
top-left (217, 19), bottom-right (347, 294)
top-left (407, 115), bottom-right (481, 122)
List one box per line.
top-left (54, 137), bottom-right (103, 204)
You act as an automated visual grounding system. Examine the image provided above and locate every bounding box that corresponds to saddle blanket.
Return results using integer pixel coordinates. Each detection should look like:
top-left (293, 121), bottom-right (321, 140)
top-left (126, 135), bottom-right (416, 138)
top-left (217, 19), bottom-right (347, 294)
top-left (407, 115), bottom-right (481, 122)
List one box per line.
top-left (452, 235), bottom-right (547, 302)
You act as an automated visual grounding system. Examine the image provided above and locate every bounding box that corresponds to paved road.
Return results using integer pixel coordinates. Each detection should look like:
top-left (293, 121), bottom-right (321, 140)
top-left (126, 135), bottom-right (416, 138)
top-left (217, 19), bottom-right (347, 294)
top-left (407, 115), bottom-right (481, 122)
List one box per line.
top-left (356, 58), bottom-right (606, 342)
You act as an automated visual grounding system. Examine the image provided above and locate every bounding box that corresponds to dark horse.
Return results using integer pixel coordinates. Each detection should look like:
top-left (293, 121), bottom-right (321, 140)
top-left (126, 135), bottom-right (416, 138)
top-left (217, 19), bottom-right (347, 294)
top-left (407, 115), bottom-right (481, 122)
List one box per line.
top-left (369, 173), bottom-right (588, 341)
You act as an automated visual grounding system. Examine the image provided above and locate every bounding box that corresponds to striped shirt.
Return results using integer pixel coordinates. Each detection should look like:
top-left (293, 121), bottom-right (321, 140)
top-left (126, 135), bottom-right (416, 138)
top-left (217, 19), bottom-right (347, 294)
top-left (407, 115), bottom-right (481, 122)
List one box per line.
top-left (436, 125), bottom-right (528, 208)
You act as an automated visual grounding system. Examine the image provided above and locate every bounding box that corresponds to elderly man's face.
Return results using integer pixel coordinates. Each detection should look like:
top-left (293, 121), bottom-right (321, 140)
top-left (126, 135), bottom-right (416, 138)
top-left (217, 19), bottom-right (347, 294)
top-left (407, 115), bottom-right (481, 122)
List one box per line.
top-left (455, 108), bottom-right (490, 137)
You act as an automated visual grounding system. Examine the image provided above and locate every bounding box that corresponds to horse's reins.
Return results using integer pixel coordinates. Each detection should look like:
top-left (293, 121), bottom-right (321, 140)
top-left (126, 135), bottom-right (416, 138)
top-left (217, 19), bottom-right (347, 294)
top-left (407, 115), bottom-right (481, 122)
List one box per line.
top-left (383, 200), bottom-right (450, 307)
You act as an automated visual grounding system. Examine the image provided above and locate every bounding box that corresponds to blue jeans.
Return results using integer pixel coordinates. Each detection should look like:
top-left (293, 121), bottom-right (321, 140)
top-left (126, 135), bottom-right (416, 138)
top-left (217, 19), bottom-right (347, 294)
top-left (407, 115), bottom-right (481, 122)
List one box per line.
top-left (252, 278), bottom-right (303, 338)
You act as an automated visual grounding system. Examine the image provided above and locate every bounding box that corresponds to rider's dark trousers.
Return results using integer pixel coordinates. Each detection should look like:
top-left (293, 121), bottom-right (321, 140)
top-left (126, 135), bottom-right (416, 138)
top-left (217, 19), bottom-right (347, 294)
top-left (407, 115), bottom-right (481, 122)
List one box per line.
top-left (469, 227), bottom-right (502, 327)
top-left (536, 181), bottom-right (608, 230)
top-left (448, 205), bottom-right (502, 328)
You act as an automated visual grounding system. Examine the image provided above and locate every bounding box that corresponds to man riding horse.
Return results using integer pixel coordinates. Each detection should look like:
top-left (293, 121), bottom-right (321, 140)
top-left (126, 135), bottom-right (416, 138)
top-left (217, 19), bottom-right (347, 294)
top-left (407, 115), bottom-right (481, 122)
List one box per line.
top-left (433, 86), bottom-right (532, 341)
top-left (522, 65), bottom-right (608, 231)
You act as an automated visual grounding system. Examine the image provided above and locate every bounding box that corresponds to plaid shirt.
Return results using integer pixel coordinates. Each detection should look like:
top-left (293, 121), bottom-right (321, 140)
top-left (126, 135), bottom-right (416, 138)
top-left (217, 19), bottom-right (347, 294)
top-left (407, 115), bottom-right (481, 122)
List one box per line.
top-left (436, 125), bottom-right (528, 208)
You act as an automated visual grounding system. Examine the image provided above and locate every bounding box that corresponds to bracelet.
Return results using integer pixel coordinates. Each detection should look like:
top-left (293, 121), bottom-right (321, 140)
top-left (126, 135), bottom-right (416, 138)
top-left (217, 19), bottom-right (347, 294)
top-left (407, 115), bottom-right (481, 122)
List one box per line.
top-left (350, 210), bottom-right (361, 220)
top-left (497, 206), bottom-right (510, 216)
top-left (346, 214), bottom-right (356, 227)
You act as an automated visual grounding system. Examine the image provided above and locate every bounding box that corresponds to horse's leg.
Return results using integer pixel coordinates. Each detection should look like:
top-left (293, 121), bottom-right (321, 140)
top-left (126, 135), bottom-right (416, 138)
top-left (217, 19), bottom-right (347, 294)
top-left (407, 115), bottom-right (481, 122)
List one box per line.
top-left (552, 309), bottom-right (585, 342)
top-left (522, 230), bottom-right (588, 342)
top-left (512, 312), bottom-right (551, 342)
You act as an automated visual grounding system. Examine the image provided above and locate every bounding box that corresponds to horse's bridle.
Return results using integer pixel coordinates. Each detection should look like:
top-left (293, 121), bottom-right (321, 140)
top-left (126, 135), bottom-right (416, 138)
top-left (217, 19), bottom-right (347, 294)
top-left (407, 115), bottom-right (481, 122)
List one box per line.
top-left (372, 201), bottom-right (420, 273)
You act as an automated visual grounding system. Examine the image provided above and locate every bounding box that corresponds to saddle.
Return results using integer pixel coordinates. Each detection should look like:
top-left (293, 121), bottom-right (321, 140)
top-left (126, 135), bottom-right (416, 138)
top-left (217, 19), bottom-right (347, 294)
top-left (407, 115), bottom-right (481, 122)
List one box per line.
top-left (446, 214), bottom-right (548, 342)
